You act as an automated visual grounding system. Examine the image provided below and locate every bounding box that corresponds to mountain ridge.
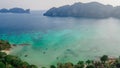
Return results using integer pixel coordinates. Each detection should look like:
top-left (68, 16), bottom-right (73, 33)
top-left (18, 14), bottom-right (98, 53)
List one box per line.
top-left (44, 2), bottom-right (120, 18)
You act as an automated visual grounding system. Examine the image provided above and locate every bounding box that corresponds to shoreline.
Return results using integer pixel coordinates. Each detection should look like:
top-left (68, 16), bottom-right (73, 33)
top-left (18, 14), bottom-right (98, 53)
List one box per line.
top-left (0, 44), bottom-right (119, 68)
top-left (1, 49), bottom-right (11, 55)
top-left (0, 44), bottom-right (15, 55)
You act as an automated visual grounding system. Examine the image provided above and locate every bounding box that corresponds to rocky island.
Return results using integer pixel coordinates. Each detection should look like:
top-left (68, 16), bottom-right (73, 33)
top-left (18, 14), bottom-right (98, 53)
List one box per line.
top-left (0, 8), bottom-right (30, 13)
top-left (44, 2), bottom-right (120, 18)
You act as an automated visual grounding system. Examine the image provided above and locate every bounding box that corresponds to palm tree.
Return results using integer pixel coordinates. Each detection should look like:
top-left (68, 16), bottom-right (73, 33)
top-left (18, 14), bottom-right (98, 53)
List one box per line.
top-left (86, 60), bottom-right (91, 65)
top-left (77, 61), bottom-right (84, 68)
top-left (50, 65), bottom-right (56, 68)
top-left (100, 55), bottom-right (108, 63)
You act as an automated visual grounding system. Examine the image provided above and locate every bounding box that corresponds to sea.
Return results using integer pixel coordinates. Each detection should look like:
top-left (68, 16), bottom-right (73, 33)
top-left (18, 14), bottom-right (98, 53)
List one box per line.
top-left (0, 11), bottom-right (120, 67)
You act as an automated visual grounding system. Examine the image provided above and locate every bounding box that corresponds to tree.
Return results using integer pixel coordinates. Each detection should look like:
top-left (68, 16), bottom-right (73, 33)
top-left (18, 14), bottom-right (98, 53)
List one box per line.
top-left (50, 65), bottom-right (56, 68)
top-left (0, 40), bottom-right (11, 51)
top-left (100, 55), bottom-right (108, 63)
top-left (5, 55), bottom-right (13, 64)
top-left (0, 62), bottom-right (5, 68)
top-left (78, 61), bottom-right (84, 65)
top-left (64, 62), bottom-right (73, 68)
top-left (57, 63), bottom-right (63, 68)
top-left (86, 65), bottom-right (95, 68)
top-left (0, 52), bottom-right (7, 58)
top-left (21, 61), bottom-right (29, 68)
top-left (77, 61), bottom-right (84, 68)
top-left (28, 65), bottom-right (38, 68)
top-left (6, 64), bottom-right (14, 68)
top-left (86, 60), bottom-right (91, 65)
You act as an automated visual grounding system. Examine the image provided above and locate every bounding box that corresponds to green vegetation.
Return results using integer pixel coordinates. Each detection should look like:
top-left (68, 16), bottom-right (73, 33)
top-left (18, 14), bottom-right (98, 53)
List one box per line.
top-left (49, 55), bottom-right (120, 68)
top-left (100, 55), bottom-right (108, 63)
top-left (0, 40), bottom-right (11, 51)
top-left (0, 52), bottom-right (38, 68)
top-left (0, 40), bottom-right (38, 68)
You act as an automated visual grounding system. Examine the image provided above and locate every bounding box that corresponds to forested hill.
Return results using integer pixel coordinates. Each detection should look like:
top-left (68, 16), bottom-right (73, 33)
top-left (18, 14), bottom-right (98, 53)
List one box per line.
top-left (44, 2), bottom-right (120, 18)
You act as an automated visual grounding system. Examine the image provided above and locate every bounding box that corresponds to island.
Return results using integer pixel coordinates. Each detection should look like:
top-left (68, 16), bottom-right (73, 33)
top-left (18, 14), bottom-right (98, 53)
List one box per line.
top-left (44, 2), bottom-right (120, 18)
top-left (0, 8), bottom-right (30, 13)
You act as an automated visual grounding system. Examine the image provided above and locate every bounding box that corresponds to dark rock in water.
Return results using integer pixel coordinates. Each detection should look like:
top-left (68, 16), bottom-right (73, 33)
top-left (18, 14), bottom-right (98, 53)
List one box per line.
top-left (12, 44), bottom-right (17, 46)
top-left (65, 49), bottom-right (78, 57)
top-left (24, 55), bottom-right (28, 57)
top-left (44, 2), bottom-right (120, 18)
top-left (66, 49), bottom-right (71, 51)
top-left (24, 50), bottom-right (27, 51)
top-left (43, 52), bottom-right (46, 54)
top-left (19, 44), bottom-right (31, 46)
top-left (0, 8), bottom-right (30, 13)
top-left (56, 57), bottom-right (59, 60)
top-left (45, 48), bottom-right (48, 50)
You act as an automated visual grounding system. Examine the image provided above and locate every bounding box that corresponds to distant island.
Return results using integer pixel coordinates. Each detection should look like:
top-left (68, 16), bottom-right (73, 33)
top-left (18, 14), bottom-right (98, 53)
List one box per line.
top-left (44, 2), bottom-right (120, 18)
top-left (0, 8), bottom-right (30, 13)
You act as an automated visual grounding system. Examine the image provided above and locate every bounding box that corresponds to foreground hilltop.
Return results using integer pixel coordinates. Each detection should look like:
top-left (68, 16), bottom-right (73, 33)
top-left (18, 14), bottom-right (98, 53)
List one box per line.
top-left (44, 2), bottom-right (120, 18)
top-left (0, 40), bottom-right (37, 68)
top-left (0, 8), bottom-right (30, 13)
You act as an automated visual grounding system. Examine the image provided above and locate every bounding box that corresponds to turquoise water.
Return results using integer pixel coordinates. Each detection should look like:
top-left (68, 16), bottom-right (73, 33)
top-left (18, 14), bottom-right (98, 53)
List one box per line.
top-left (0, 11), bottom-right (120, 67)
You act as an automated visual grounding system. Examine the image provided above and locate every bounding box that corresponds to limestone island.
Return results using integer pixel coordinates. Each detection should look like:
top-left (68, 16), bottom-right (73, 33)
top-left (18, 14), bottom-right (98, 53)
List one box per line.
top-left (44, 2), bottom-right (120, 18)
top-left (0, 8), bottom-right (30, 13)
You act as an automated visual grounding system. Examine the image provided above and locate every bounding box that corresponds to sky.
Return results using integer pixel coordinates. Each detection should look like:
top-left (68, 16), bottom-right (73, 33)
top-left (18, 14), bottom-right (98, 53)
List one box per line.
top-left (0, 0), bottom-right (120, 10)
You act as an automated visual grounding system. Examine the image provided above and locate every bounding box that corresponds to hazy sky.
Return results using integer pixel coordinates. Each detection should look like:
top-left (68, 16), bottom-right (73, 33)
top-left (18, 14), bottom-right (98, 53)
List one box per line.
top-left (0, 0), bottom-right (120, 10)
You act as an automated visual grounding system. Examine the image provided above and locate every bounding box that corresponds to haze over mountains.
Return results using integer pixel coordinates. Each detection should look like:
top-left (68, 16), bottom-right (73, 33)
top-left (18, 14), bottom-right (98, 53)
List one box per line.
top-left (44, 2), bottom-right (120, 18)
